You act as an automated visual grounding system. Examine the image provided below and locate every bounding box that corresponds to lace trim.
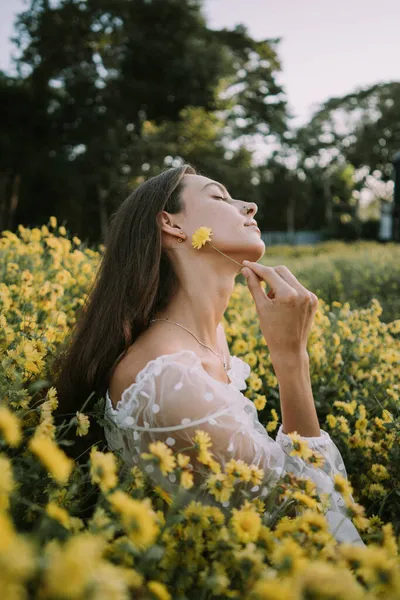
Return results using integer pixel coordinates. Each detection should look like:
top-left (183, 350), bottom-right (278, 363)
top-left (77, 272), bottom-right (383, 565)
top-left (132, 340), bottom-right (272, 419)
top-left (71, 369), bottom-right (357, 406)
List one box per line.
top-left (106, 350), bottom-right (250, 414)
top-left (105, 350), bottom-right (250, 428)
top-left (276, 423), bottom-right (332, 448)
top-left (111, 406), bottom-right (233, 433)
top-left (227, 355), bottom-right (251, 390)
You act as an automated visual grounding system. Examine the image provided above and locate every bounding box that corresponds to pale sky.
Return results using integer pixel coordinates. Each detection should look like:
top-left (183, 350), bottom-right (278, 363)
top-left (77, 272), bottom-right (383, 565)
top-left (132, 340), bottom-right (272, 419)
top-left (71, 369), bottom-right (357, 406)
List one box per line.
top-left (1, 0), bottom-right (399, 128)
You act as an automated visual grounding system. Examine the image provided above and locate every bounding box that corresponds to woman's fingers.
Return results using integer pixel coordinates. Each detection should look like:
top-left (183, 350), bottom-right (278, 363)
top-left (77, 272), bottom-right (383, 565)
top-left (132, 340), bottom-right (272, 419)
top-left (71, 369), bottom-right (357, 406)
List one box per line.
top-left (243, 261), bottom-right (318, 309)
top-left (272, 265), bottom-right (308, 295)
top-left (242, 261), bottom-right (295, 299)
top-left (273, 265), bottom-right (318, 308)
top-left (241, 267), bottom-right (270, 309)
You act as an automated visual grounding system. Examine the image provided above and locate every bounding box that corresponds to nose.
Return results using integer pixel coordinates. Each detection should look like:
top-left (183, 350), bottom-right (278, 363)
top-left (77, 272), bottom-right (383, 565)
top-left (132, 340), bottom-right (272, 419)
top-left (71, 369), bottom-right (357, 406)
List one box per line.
top-left (244, 202), bottom-right (258, 217)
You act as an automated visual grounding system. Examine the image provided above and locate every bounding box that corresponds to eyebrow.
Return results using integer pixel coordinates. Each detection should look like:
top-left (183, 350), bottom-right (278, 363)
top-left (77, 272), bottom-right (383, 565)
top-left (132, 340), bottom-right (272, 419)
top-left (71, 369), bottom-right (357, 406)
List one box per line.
top-left (201, 181), bottom-right (230, 196)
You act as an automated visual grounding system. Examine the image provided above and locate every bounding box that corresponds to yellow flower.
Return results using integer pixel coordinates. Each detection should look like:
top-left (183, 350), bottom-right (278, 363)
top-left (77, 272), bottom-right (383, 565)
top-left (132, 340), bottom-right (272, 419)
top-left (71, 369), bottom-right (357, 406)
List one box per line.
top-left (326, 414), bottom-right (337, 428)
top-left (297, 510), bottom-right (329, 534)
top-left (271, 537), bottom-right (307, 574)
top-left (0, 510), bottom-right (16, 552)
top-left (248, 374), bottom-right (262, 391)
top-left (90, 447), bottom-right (118, 492)
top-left (147, 580), bottom-right (172, 600)
top-left (344, 501), bottom-right (370, 530)
top-left (177, 453), bottom-right (190, 468)
top-left (29, 436), bottom-right (74, 484)
top-left (224, 458), bottom-right (252, 482)
top-left (232, 338), bottom-right (247, 354)
top-left (249, 578), bottom-right (294, 600)
top-left (191, 226), bottom-right (212, 249)
top-left (35, 415), bottom-right (57, 439)
top-left (193, 429), bottom-right (213, 453)
top-left (153, 486), bottom-right (173, 506)
top-left (333, 473), bottom-right (353, 499)
top-left (40, 399), bottom-right (57, 421)
top-left (0, 455), bottom-right (15, 511)
top-left (107, 490), bottom-right (159, 548)
top-left (76, 411), bottom-right (90, 437)
top-left (206, 472), bottom-right (234, 503)
top-left (366, 482), bottom-right (386, 499)
top-left (141, 440), bottom-right (176, 476)
top-left (265, 418), bottom-right (279, 432)
top-left (292, 560), bottom-right (365, 599)
top-left (42, 533), bottom-right (106, 598)
top-left (230, 505), bottom-right (261, 543)
top-left (207, 456), bottom-right (222, 473)
top-left (369, 463), bottom-right (390, 481)
top-left (0, 406), bottom-right (22, 447)
top-left (381, 522), bottom-right (398, 556)
top-left (292, 491), bottom-right (318, 510)
top-left (49, 216), bottom-right (57, 228)
top-left (58, 226), bottom-right (67, 236)
top-left (356, 546), bottom-right (398, 590)
top-left (180, 470), bottom-right (194, 490)
top-left (287, 432), bottom-right (313, 461)
top-left (306, 450), bottom-right (325, 469)
top-left (254, 394), bottom-right (267, 411)
top-left (45, 502), bottom-right (72, 529)
top-left (249, 464), bottom-right (264, 485)
top-left (244, 351), bottom-right (258, 367)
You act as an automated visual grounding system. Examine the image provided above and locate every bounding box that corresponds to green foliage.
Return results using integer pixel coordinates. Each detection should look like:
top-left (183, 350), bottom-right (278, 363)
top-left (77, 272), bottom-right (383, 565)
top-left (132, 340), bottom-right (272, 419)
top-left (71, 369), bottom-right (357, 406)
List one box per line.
top-left (262, 241), bottom-right (400, 323)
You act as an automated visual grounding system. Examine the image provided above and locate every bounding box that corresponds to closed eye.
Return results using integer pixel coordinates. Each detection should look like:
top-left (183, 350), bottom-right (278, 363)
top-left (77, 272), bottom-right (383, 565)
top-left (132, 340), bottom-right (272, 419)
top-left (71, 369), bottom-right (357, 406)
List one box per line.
top-left (213, 195), bottom-right (229, 202)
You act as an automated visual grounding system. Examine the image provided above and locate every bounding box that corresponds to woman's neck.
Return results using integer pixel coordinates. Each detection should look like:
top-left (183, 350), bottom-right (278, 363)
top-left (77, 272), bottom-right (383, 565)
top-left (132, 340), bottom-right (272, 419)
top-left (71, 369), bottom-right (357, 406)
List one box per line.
top-left (153, 273), bottom-right (236, 348)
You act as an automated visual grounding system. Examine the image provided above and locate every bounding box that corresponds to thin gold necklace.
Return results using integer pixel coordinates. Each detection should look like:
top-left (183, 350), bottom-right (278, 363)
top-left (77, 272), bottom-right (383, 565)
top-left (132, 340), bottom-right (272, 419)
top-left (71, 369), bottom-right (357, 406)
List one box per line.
top-left (149, 318), bottom-right (228, 372)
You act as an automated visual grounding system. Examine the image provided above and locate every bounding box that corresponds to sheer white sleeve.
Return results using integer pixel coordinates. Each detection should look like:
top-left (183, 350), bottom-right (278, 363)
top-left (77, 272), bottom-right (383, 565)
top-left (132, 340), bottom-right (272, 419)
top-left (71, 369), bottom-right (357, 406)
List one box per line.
top-left (104, 350), bottom-right (365, 546)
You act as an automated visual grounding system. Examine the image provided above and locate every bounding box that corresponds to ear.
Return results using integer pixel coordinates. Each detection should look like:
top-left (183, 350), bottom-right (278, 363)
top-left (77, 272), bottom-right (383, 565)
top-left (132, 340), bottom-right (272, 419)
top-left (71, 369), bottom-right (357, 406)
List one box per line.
top-left (156, 211), bottom-right (182, 241)
top-left (156, 210), bottom-right (173, 229)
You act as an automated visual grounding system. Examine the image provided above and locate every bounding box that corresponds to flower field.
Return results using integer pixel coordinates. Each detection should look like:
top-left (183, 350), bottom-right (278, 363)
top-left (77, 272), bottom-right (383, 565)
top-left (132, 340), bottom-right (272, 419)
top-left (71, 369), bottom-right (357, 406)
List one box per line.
top-left (261, 241), bottom-right (400, 324)
top-left (0, 220), bottom-right (399, 600)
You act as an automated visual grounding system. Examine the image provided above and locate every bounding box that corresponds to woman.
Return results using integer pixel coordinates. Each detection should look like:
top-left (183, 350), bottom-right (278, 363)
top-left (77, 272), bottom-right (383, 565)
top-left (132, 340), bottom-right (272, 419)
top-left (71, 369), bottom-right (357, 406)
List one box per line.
top-left (54, 164), bottom-right (365, 545)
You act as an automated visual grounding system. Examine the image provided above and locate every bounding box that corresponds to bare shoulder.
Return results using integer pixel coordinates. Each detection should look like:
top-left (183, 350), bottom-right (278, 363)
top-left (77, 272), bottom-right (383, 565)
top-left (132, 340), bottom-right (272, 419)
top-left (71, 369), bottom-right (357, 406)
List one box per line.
top-left (108, 322), bottom-right (230, 409)
top-left (108, 336), bottom-right (183, 409)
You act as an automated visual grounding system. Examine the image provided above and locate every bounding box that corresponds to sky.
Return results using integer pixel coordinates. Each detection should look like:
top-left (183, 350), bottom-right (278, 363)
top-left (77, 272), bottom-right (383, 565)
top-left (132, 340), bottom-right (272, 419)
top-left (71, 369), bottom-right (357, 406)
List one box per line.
top-left (1, 0), bottom-right (399, 128)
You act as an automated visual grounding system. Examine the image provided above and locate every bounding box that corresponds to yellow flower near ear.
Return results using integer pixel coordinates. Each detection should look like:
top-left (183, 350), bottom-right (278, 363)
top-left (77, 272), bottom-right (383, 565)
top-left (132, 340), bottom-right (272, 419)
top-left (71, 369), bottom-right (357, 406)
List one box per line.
top-left (192, 226), bottom-right (212, 249)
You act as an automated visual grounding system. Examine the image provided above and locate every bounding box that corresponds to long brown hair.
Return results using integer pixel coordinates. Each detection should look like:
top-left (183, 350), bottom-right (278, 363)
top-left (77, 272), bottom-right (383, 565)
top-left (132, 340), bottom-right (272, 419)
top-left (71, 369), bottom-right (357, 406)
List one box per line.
top-left (52, 164), bottom-right (197, 462)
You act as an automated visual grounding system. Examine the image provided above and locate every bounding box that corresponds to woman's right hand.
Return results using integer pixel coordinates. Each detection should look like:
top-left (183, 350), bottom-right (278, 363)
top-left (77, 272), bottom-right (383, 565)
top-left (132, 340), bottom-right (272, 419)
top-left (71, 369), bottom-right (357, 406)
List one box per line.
top-left (241, 261), bottom-right (319, 364)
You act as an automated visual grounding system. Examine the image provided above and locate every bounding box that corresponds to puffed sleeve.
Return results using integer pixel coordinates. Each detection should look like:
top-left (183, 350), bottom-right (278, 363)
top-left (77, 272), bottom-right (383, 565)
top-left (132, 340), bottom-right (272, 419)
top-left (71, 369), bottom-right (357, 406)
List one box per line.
top-left (104, 353), bottom-right (365, 546)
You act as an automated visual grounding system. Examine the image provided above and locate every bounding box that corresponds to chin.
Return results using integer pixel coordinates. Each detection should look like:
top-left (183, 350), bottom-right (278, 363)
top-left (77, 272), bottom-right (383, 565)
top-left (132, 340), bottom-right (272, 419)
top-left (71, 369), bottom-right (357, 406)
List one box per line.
top-left (245, 239), bottom-right (265, 262)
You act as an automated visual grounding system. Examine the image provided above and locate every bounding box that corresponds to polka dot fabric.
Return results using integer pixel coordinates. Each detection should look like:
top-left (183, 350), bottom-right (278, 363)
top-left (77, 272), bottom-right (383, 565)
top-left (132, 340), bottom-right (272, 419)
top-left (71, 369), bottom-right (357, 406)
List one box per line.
top-left (104, 350), bottom-right (364, 546)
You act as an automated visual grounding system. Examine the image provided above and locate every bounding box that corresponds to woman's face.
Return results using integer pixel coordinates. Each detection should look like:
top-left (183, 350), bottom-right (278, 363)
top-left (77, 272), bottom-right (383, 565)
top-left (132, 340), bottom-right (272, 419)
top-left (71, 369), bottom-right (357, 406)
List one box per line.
top-left (178, 174), bottom-right (265, 263)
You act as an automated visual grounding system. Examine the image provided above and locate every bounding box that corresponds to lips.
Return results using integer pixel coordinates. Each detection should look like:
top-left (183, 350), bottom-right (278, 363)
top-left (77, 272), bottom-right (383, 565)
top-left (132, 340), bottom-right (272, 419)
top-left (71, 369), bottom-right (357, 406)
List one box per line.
top-left (244, 221), bottom-right (260, 232)
top-left (244, 220), bottom-right (258, 227)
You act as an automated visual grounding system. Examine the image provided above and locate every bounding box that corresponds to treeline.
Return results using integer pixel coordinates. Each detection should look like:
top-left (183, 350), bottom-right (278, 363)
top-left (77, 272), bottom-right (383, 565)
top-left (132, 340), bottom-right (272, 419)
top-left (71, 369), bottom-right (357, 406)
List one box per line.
top-left (0, 0), bottom-right (399, 243)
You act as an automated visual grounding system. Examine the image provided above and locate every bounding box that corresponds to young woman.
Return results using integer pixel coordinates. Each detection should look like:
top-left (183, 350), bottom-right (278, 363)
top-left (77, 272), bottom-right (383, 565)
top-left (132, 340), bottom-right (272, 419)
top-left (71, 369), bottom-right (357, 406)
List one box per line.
top-left (54, 164), bottom-right (364, 545)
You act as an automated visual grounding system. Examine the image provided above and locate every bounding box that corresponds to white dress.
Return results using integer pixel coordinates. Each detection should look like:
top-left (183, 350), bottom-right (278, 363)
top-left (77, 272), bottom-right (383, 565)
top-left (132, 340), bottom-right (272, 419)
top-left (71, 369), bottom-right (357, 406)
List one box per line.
top-left (104, 350), bottom-right (365, 546)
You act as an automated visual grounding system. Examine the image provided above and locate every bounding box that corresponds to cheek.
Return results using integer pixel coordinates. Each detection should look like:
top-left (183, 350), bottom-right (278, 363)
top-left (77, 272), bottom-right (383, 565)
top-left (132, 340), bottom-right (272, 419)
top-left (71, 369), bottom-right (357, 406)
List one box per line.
top-left (194, 205), bottom-right (239, 231)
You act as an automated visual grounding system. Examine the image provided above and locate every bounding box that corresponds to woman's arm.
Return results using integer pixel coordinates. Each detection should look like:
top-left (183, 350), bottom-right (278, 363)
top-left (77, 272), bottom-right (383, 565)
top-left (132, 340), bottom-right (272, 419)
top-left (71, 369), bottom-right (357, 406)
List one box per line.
top-left (220, 322), bottom-right (320, 438)
top-left (272, 352), bottom-right (321, 437)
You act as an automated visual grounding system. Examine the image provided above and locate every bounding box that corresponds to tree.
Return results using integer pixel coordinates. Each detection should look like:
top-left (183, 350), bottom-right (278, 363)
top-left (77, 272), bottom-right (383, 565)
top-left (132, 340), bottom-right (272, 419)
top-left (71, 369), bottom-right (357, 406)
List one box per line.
top-left (4, 0), bottom-right (288, 241)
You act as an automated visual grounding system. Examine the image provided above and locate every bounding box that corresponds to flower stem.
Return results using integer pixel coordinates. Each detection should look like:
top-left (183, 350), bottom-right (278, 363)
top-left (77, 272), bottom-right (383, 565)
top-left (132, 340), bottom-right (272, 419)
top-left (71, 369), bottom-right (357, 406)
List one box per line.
top-left (206, 241), bottom-right (243, 268)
